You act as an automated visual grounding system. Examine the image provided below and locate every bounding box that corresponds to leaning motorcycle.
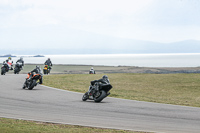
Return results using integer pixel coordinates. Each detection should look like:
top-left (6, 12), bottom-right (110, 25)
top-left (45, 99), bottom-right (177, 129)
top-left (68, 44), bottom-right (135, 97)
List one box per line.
top-left (1, 63), bottom-right (9, 75)
top-left (82, 82), bottom-right (112, 102)
top-left (22, 72), bottom-right (42, 90)
top-left (14, 62), bottom-right (22, 74)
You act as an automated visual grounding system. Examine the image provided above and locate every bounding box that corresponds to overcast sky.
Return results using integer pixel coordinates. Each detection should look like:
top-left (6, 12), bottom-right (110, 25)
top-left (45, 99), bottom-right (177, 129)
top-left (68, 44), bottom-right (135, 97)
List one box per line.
top-left (0, 0), bottom-right (200, 52)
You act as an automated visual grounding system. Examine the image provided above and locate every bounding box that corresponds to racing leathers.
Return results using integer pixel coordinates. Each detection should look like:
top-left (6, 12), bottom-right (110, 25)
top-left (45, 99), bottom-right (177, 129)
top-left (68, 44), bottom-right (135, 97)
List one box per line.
top-left (26, 67), bottom-right (43, 84)
top-left (89, 68), bottom-right (95, 74)
top-left (16, 58), bottom-right (24, 69)
top-left (88, 76), bottom-right (110, 94)
top-left (44, 59), bottom-right (52, 72)
top-left (6, 59), bottom-right (13, 70)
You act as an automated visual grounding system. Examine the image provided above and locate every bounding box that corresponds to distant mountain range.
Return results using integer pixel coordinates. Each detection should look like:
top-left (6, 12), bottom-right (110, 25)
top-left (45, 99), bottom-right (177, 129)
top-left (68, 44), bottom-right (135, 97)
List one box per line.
top-left (0, 54), bottom-right (17, 57)
top-left (1, 25), bottom-right (200, 55)
top-left (0, 54), bottom-right (45, 58)
top-left (1, 39), bottom-right (200, 55)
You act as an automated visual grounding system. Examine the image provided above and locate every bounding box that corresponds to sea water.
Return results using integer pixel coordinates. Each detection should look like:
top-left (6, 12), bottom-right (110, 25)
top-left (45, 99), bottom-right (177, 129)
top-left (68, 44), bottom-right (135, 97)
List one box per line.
top-left (0, 53), bottom-right (200, 67)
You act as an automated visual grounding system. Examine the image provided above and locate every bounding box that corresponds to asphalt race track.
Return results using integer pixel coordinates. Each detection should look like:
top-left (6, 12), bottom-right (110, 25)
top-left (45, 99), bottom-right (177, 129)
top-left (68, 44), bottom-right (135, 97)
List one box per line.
top-left (1, 74), bottom-right (200, 133)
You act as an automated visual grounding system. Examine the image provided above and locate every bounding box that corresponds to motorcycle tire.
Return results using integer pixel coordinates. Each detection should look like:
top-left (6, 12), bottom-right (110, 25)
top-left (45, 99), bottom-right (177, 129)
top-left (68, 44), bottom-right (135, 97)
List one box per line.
top-left (1, 68), bottom-right (6, 75)
top-left (28, 80), bottom-right (36, 90)
top-left (94, 90), bottom-right (106, 103)
top-left (43, 70), bottom-right (46, 74)
top-left (22, 84), bottom-right (26, 89)
top-left (82, 92), bottom-right (88, 101)
top-left (14, 69), bottom-right (19, 74)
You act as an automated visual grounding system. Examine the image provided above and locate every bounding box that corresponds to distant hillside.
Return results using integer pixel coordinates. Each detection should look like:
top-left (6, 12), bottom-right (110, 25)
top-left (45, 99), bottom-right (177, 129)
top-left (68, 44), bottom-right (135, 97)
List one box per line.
top-left (0, 54), bottom-right (16, 57)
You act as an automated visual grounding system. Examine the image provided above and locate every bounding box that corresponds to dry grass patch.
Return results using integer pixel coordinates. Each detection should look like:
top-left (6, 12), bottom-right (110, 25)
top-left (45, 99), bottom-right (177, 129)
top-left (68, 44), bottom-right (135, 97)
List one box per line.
top-left (0, 118), bottom-right (143, 133)
top-left (43, 73), bottom-right (200, 107)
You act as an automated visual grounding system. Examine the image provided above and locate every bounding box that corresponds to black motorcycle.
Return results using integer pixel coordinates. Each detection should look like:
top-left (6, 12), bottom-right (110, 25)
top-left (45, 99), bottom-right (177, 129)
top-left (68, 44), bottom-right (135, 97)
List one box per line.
top-left (1, 63), bottom-right (9, 75)
top-left (82, 82), bottom-right (112, 102)
top-left (14, 62), bottom-right (22, 74)
top-left (23, 72), bottom-right (42, 90)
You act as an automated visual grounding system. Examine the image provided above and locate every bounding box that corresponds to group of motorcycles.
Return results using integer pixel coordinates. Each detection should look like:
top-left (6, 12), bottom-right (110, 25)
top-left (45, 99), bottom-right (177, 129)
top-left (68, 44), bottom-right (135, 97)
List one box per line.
top-left (1, 63), bottom-right (51, 75)
top-left (1, 61), bottom-right (112, 102)
top-left (1, 62), bottom-right (23, 75)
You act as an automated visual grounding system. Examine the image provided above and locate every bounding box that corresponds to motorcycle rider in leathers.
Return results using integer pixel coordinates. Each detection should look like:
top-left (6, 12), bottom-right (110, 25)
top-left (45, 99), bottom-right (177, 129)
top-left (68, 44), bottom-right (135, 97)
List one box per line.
top-left (5, 57), bottom-right (13, 70)
top-left (44, 58), bottom-right (53, 73)
top-left (23, 66), bottom-right (43, 89)
top-left (88, 75), bottom-right (110, 94)
top-left (16, 57), bottom-right (24, 69)
top-left (89, 67), bottom-right (95, 74)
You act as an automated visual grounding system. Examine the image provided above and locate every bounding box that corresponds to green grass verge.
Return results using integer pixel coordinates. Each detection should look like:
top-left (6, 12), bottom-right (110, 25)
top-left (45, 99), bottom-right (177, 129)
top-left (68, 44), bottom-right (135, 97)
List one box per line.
top-left (6, 64), bottom-right (129, 74)
top-left (43, 73), bottom-right (200, 107)
top-left (0, 118), bottom-right (142, 133)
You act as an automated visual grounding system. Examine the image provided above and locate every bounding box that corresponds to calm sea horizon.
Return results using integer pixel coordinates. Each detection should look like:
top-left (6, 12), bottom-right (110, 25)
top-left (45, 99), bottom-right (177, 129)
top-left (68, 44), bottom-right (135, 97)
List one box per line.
top-left (1, 53), bottom-right (200, 67)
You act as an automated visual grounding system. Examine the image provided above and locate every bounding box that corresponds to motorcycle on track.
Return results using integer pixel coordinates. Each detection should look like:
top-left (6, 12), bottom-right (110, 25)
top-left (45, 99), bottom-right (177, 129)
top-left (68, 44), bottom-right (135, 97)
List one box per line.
top-left (43, 65), bottom-right (50, 75)
top-left (1, 63), bottom-right (9, 75)
top-left (22, 72), bottom-right (42, 90)
top-left (14, 62), bottom-right (23, 74)
top-left (82, 82), bottom-right (112, 102)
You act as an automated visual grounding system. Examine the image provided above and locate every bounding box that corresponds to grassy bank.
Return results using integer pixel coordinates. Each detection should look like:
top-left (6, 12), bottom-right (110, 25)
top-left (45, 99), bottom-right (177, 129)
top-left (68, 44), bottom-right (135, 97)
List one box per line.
top-left (4, 63), bottom-right (200, 74)
top-left (6, 64), bottom-right (130, 74)
top-left (43, 73), bottom-right (200, 107)
top-left (0, 118), bottom-right (140, 133)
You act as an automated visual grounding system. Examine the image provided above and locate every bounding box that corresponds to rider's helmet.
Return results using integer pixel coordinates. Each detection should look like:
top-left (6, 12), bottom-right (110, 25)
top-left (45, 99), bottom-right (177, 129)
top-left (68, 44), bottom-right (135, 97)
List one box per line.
top-left (36, 66), bottom-right (41, 73)
top-left (102, 75), bottom-right (109, 83)
top-left (91, 67), bottom-right (93, 70)
top-left (8, 57), bottom-right (11, 60)
top-left (102, 75), bottom-right (108, 79)
top-left (48, 58), bottom-right (50, 60)
top-left (36, 65), bottom-right (40, 69)
top-left (20, 57), bottom-right (23, 60)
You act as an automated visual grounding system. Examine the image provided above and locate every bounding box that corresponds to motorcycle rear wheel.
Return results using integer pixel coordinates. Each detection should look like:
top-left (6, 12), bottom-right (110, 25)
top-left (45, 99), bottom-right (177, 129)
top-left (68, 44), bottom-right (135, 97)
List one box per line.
top-left (43, 70), bottom-right (47, 74)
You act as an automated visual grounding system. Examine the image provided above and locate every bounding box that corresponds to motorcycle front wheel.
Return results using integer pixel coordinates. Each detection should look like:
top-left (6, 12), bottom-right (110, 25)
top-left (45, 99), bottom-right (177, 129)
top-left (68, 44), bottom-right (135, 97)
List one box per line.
top-left (94, 90), bottom-right (106, 103)
top-left (82, 92), bottom-right (88, 101)
top-left (1, 68), bottom-right (6, 75)
top-left (14, 68), bottom-right (19, 74)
